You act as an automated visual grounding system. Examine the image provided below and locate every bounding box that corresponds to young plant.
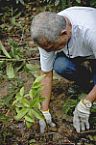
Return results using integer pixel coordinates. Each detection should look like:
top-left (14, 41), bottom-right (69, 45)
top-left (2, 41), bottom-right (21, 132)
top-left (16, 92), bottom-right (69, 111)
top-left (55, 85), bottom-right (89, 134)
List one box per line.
top-left (63, 93), bottom-right (86, 115)
top-left (13, 76), bottom-right (44, 128)
top-left (8, 38), bottom-right (23, 59)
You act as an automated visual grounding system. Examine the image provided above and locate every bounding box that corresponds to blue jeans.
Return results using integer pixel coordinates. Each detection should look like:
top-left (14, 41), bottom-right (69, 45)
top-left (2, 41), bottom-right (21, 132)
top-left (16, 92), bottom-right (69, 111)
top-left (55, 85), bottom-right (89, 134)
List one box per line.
top-left (53, 52), bottom-right (96, 90)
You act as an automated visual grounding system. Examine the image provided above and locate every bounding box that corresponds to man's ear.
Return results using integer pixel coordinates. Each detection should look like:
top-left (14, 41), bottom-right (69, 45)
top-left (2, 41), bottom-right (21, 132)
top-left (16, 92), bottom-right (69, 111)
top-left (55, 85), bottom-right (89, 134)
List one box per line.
top-left (60, 29), bottom-right (67, 35)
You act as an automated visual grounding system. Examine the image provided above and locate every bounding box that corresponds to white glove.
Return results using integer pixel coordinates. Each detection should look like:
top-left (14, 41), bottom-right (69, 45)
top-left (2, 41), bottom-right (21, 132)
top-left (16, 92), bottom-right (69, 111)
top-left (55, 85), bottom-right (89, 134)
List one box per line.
top-left (73, 99), bottom-right (92, 133)
top-left (39, 110), bottom-right (56, 133)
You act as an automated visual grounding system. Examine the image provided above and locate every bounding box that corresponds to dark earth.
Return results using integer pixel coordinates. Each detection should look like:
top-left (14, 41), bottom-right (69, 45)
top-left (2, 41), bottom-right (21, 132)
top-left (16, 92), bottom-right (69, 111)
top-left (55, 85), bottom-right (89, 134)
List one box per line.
top-left (0, 66), bottom-right (96, 145)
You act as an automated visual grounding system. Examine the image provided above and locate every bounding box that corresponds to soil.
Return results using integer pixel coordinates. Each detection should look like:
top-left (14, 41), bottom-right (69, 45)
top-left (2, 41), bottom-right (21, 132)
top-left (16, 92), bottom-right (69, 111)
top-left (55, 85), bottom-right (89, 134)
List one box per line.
top-left (0, 72), bottom-right (96, 145)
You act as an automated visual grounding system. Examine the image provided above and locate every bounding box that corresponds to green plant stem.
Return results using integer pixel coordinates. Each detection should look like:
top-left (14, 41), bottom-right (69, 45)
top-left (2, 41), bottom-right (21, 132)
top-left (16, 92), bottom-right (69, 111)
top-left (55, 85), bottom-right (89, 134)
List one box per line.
top-left (0, 57), bottom-right (39, 62)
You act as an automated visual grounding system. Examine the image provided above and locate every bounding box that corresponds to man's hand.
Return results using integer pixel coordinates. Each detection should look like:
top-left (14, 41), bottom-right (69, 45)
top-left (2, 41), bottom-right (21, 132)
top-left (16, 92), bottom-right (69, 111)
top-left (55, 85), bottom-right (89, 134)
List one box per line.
top-left (73, 99), bottom-right (92, 133)
top-left (39, 110), bottom-right (56, 133)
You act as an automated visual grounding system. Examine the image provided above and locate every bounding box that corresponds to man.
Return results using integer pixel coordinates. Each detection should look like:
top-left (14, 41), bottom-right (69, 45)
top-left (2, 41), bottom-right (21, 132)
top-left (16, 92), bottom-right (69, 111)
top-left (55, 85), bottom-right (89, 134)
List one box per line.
top-left (31, 7), bottom-right (96, 133)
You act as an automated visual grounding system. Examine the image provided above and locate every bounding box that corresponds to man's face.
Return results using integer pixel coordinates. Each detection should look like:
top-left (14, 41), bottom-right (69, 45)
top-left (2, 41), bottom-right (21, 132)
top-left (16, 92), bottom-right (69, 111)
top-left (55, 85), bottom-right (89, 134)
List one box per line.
top-left (32, 14), bottom-right (72, 52)
top-left (38, 22), bottom-right (72, 52)
top-left (38, 33), bottom-right (70, 52)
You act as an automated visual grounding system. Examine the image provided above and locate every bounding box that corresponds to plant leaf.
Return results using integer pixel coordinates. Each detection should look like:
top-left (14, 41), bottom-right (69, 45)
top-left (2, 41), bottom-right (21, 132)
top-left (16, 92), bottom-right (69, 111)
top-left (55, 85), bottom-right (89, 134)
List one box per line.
top-left (15, 108), bottom-right (28, 121)
top-left (33, 75), bottom-right (44, 85)
top-left (76, 0), bottom-right (81, 3)
top-left (20, 87), bottom-right (24, 97)
top-left (16, 0), bottom-right (24, 5)
top-left (0, 40), bottom-right (11, 58)
top-left (30, 97), bottom-right (43, 108)
top-left (25, 115), bottom-right (34, 123)
top-left (6, 63), bottom-right (15, 79)
top-left (26, 121), bottom-right (32, 128)
top-left (0, 112), bottom-right (10, 122)
top-left (31, 109), bottom-right (44, 120)
top-left (21, 98), bottom-right (30, 107)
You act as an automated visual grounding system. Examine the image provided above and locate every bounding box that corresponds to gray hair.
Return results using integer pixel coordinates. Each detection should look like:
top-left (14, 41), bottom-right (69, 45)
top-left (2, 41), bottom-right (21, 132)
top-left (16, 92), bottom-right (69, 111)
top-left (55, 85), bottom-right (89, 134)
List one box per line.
top-left (31, 12), bottom-right (66, 44)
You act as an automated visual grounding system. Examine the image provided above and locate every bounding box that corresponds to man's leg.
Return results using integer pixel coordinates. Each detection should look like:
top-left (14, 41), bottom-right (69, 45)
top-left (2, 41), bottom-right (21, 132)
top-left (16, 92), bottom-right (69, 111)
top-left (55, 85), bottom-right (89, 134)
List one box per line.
top-left (53, 52), bottom-right (78, 81)
top-left (53, 52), bottom-right (92, 91)
top-left (91, 60), bottom-right (96, 85)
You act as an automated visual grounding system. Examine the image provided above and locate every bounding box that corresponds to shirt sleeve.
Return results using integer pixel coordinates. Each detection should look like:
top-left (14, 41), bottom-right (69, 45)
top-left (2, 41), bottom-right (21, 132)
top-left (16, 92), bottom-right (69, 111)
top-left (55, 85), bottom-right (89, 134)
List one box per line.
top-left (87, 30), bottom-right (96, 59)
top-left (38, 47), bottom-right (55, 72)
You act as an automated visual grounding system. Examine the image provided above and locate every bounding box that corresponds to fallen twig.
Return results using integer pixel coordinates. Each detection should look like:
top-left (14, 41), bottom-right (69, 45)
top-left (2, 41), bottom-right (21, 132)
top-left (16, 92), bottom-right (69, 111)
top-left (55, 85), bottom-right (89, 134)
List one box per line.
top-left (0, 55), bottom-right (6, 58)
top-left (0, 57), bottom-right (40, 62)
top-left (79, 129), bottom-right (96, 135)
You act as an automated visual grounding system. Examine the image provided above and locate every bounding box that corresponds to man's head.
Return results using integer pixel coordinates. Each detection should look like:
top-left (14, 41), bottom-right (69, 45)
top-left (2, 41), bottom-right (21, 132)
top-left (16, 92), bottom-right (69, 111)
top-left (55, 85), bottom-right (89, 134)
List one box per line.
top-left (31, 12), bottom-right (72, 52)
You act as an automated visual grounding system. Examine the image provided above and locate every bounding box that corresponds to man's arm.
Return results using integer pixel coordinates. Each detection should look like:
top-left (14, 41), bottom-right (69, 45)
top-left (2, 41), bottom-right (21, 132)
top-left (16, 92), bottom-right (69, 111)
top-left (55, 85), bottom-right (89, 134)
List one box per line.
top-left (85, 85), bottom-right (96, 102)
top-left (73, 85), bottom-right (96, 133)
top-left (41, 70), bottom-right (53, 111)
top-left (39, 70), bottom-right (56, 133)
top-left (73, 23), bottom-right (96, 132)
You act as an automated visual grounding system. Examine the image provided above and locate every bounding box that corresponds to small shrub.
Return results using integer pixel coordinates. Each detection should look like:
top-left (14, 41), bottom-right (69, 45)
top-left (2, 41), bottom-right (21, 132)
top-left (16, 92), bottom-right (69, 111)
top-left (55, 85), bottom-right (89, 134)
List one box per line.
top-left (13, 76), bottom-right (44, 128)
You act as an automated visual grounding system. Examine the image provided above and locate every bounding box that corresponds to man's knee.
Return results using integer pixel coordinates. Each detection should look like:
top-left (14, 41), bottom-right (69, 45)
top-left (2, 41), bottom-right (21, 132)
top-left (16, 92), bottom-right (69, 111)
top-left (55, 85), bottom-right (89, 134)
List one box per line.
top-left (53, 56), bottom-right (77, 79)
top-left (54, 57), bottom-right (67, 75)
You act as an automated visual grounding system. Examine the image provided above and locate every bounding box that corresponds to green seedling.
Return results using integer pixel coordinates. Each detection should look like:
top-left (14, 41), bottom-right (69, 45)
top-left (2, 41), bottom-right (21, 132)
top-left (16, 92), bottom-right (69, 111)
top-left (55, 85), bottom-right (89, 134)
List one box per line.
top-left (13, 75), bottom-right (44, 128)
